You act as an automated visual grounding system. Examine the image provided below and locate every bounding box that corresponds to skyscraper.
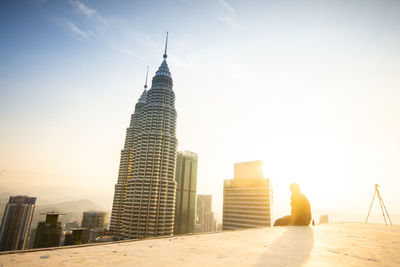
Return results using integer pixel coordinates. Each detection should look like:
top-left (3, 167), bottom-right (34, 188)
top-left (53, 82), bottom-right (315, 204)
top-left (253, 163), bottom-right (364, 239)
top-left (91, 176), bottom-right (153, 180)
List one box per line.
top-left (81, 211), bottom-right (107, 229)
top-left (223, 161), bottom-right (272, 230)
top-left (174, 151), bottom-right (198, 235)
top-left (0, 195), bottom-right (36, 251)
top-left (196, 194), bottom-right (216, 232)
top-left (33, 212), bottom-right (62, 249)
top-left (110, 33), bottom-right (178, 240)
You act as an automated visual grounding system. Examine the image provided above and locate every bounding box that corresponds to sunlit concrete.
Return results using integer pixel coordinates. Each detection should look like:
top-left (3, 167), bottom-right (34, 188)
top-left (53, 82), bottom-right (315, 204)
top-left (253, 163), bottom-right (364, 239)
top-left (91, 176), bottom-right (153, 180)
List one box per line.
top-left (0, 223), bottom-right (399, 266)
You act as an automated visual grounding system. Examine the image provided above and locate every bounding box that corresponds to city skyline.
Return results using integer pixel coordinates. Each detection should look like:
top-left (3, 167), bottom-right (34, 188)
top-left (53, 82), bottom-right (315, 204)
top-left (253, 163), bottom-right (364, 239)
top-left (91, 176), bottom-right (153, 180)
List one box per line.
top-left (1, 0), bottom-right (400, 224)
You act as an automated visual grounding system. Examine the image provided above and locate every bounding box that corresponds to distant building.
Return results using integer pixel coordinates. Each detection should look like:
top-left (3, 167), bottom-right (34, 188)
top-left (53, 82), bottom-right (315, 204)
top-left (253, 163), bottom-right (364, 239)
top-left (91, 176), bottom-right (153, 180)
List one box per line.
top-left (0, 195), bottom-right (36, 251)
top-left (33, 212), bottom-right (63, 249)
top-left (81, 211), bottom-right (107, 229)
top-left (223, 160), bottom-right (272, 230)
top-left (319, 215), bottom-right (329, 224)
top-left (26, 228), bottom-right (37, 249)
top-left (174, 151), bottom-right (198, 235)
top-left (65, 221), bottom-right (78, 230)
top-left (64, 228), bottom-right (90, 246)
top-left (96, 235), bottom-right (118, 243)
top-left (196, 195), bottom-right (216, 232)
top-left (0, 195), bottom-right (10, 221)
top-left (89, 228), bottom-right (106, 242)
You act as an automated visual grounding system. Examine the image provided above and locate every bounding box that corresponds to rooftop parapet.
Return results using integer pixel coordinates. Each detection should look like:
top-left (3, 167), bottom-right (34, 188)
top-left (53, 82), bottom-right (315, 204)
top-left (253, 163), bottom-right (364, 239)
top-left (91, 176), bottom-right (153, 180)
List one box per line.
top-left (0, 223), bottom-right (398, 266)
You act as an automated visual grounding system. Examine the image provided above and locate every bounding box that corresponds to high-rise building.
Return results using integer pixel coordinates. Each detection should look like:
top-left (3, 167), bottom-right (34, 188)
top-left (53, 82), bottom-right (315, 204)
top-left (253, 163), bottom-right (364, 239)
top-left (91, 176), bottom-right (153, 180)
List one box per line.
top-left (110, 33), bottom-right (178, 240)
top-left (81, 211), bottom-right (107, 229)
top-left (174, 151), bottom-right (198, 235)
top-left (196, 194), bottom-right (216, 232)
top-left (0, 195), bottom-right (36, 251)
top-left (33, 212), bottom-right (62, 249)
top-left (223, 160), bottom-right (272, 230)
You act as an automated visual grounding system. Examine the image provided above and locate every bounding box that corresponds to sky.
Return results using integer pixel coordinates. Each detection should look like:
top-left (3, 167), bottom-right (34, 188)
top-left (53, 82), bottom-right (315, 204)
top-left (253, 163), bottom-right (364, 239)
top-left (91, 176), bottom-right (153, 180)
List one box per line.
top-left (1, 0), bottom-right (400, 223)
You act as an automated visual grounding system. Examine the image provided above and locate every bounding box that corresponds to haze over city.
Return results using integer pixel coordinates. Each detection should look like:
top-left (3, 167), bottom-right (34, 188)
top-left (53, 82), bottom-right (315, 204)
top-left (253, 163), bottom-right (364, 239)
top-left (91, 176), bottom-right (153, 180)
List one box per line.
top-left (1, 0), bottom-right (400, 223)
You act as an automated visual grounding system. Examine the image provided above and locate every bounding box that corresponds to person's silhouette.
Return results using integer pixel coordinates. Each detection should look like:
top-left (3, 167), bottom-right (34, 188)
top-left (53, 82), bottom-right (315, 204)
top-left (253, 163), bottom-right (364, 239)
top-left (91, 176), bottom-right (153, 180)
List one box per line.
top-left (274, 183), bottom-right (312, 226)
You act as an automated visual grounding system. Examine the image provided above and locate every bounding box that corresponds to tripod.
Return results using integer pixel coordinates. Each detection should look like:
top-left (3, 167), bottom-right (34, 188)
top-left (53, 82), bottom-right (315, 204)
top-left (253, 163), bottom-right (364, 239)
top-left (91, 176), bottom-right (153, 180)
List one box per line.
top-left (365, 184), bottom-right (392, 225)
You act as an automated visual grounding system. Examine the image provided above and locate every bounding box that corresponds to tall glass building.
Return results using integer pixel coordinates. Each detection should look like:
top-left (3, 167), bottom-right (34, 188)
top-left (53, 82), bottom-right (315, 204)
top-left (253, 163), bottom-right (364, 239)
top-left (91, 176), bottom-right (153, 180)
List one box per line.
top-left (110, 34), bottom-right (178, 239)
top-left (174, 151), bottom-right (198, 235)
top-left (0, 195), bottom-right (36, 251)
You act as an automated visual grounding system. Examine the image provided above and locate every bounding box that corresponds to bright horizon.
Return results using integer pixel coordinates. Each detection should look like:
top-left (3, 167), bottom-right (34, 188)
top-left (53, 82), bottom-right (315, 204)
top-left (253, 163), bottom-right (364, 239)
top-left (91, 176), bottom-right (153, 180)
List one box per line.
top-left (1, 0), bottom-right (400, 224)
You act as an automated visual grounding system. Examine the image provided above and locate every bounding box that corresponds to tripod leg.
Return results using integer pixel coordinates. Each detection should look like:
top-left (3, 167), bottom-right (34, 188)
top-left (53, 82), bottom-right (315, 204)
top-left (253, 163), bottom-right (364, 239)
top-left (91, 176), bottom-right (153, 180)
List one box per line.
top-left (376, 190), bottom-right (387, 225)
top-left (365, 189), bottom-right (376, 223)
top-left (377, 190), bottom-right (392, 225)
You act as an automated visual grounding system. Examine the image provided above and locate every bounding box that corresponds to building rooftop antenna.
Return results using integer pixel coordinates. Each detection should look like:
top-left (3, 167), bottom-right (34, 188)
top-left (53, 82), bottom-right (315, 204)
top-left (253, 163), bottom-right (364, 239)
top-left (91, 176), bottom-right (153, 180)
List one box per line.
top-left (144, 66), bottom-right (149, 89)
top-left (163, 31), bottom-right (168, 59)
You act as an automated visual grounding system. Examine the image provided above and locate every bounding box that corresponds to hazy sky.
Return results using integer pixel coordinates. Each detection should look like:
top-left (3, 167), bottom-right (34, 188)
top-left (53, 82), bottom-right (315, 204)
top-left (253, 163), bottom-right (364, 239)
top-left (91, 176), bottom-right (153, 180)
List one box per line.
top-left (1, 0), bottom-right (400, 221)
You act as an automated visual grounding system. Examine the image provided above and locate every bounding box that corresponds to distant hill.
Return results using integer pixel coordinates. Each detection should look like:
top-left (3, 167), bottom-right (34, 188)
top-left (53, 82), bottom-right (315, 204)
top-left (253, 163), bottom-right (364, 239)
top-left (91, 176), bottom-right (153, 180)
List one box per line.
top-left (37, 199), bottom-right (105, 213)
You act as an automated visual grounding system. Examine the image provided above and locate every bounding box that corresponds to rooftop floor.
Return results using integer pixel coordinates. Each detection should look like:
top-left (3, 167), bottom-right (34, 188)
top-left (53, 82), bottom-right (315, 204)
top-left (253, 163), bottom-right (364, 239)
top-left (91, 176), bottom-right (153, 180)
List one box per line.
top-left (0, 223), bottom-right (399, 266)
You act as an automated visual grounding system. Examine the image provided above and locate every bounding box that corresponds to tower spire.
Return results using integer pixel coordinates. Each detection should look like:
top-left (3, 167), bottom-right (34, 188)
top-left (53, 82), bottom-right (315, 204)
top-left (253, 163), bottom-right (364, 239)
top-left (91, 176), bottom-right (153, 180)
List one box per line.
top-left (163, 31), bottom-right (168, 59)
top-left (155, 32), bottom-right (171, 78)
top-left (138, 66), bottom-right (149, 103)
top-left (144, 66), bottom-right (149, 89)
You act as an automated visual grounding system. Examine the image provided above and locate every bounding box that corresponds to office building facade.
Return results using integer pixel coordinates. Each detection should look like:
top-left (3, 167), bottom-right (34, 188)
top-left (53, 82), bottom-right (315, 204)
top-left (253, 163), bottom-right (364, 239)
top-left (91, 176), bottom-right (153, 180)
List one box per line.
top-left (33, 212), bottom-right (62, 249)
top-left (64, 228), bottom-right (90, 246)
top-left (0, 195), bottom-right (36, 251)
top-left (110, 34), bottom-right (178, 239)
top-left (174, 151), bottom-right (198, 235)
top-left (196, 194), bottom-right (216, 232)
top-left (81, 211), bottom-right (107, 229)
top-left (223, 161), bottom-right (272, 230)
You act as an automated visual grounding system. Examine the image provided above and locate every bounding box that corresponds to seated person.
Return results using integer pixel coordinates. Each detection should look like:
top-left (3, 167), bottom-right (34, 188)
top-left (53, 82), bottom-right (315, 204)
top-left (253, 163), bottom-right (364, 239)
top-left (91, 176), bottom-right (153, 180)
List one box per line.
top-left (274, 183), bottom-right (311, 226)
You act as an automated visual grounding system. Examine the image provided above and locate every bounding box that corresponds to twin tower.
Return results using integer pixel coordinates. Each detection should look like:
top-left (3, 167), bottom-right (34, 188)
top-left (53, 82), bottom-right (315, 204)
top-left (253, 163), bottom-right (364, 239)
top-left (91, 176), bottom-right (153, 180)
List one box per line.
top-left (110, 33), bottom-right (178, 239)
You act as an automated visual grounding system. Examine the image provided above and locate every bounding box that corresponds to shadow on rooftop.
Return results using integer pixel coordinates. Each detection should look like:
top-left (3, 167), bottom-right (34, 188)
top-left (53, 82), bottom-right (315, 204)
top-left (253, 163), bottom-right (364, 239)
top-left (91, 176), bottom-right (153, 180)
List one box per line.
top-left (256, 226), bottom-right (314, 267)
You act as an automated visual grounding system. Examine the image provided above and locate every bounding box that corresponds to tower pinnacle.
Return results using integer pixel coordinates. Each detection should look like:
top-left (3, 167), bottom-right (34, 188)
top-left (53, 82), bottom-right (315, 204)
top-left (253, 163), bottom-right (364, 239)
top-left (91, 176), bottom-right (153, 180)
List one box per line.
top-left (144, 66), bottom-right (149, 89)
top-left (163, 31), bottom-right (168, 59)
top-left (156, 32), bottom-right (172, 78)
top-left (138, 66), bottom-right (148, 103)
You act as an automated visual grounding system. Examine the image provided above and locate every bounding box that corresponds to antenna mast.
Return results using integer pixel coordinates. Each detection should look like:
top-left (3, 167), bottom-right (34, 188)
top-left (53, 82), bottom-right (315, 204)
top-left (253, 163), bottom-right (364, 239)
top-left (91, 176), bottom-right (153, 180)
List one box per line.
top-left (163, 31), bottom-right (168, 59)
top-left (144, 66), bottom-right (149, 89)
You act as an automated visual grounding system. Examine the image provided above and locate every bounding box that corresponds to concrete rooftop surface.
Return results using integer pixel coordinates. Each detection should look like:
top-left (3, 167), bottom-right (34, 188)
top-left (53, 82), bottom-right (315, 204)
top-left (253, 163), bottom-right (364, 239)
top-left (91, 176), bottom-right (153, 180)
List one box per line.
top-left (0, 223), bottom-right (399, 267)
